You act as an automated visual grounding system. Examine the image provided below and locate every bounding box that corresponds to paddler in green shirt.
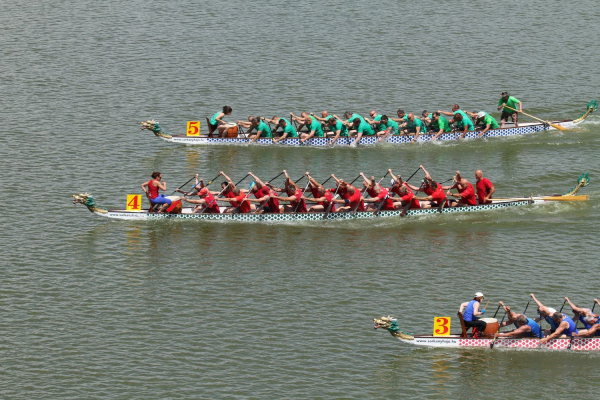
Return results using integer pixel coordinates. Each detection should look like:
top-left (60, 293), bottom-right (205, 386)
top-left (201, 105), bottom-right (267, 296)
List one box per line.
top-left (350, 117), bottom-right (375, 147)
top-left (248, 117), bottom-right (272, 143)
top-left (273, 117), bottom-right (298, 143)
top-left (439, 104), bottom-right (474, 127)
top-left (453, 113), bottom-right (475, 139)
top-left (333, 111), bottom-right (366, 128)
top-left (300, 115), bottom-right (324, 144)
top-left (402, 113), bottom-right (427, 143)
top-left (376, 115), bottom-right (400, 142)
top-left (391, 109), bottom-right (409, 127)
top-left (366, 110), bottom-right (384, 131)
top-left (475, 111), bottom-right (499, 137)
top-left (327, 117), bottom-right (349, 146)
top-left (310, 111), bottom-right (333, 132)
top-left (497, 91), bottom-right (522, 128)
top-left (430, 112), bottom-right (453, 141)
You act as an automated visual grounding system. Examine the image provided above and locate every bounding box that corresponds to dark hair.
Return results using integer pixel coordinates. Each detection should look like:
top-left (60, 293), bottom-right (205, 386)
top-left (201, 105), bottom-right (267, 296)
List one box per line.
top-left (454, 113), bottom-right (463, 121)
top-left (232, 187), bottom-right (241, 195)
top-left (278, 118), bottom-right (286, 126)
top-left (552, 312), bottom-right (562, 321)
top-left (432, 111), bottom-right (440, 117)
top-left (381, 115), bottom-right (388, 123)
top-left (430, 180), bottom-right (438, 190)
top-left (151, 171), bottom-right (161, 179)
top-left (353, 118), bottom-right (361, 125)
top-left (397, 109), bottom-right (405, 115)
top-left (251, 117), bottom-right (260, 124)
top-left (422, 110), bottom-right (428, 117)
top-left (328, 117), bottom-right (337, 125)
top-left (223, 106), bottom-right (232, 114)
top-left (344, 111), bottom-right (353, 119)
top-left (221, 182), bottom-right (228, 188)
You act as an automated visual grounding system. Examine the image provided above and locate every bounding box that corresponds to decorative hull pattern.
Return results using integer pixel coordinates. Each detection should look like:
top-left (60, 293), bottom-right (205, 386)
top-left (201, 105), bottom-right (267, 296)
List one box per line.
top-left (395, 336), bottom-right (600, 351)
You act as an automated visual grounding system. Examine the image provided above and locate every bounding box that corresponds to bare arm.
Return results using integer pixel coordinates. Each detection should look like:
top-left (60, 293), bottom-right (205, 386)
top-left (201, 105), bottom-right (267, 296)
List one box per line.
top-left (141, 181), bottom-right (149, 194)
top-left (542, 321), bottom-right (568, 342)
top-left (496, 325), bottom-right (530, 338)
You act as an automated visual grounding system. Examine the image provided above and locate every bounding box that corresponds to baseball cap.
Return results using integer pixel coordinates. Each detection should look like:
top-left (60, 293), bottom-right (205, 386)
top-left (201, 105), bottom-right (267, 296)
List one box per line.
top-left (501, 91), bottom-right (509, 96)
top-left (198, 188), bottom-right (209, 196)
top-left (475, 292), bottom-right (484, 298)
top-left (477, 111), bottom-right (485, 118)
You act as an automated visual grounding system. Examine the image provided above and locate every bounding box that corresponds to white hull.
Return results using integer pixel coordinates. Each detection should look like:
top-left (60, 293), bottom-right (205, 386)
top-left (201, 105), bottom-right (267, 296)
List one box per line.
top-left (396, 335), bottom-right (600, 351)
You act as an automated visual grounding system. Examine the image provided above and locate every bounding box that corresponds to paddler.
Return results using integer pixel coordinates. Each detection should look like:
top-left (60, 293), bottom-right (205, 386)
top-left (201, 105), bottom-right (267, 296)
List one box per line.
top-left (539, 312), bottom-right (578, 343)
top-left (474, 111), bottom-right (499, 136)
top-left (218, 171), bottom-right (247, 213)
top-left (359, 173), bottom-right (395, 212)
top-left (350, 117), bottom-right (375, 147)
top-left (246, 172), bottom-right (280, 213)
top-left (300, 115), bottom-right (325, 143)
top-left (564, 297), bottom-right (600, 335)
top-left (459, 292), bottom-right (488, 336)
top-left (452, 113), bottom-right (475, 139)
top-left (421, 110), bottom-right (433, 130)
top-left (330, 175), bottom-right (365, 212)
top-left (209, 106), bottom-right (236, 137)
top-left (310, 111), bottom-right (333, 130)
top-left (530, 293), bottom-right (559, 336)
top-left (375, 115), bottom-right (400, 142)
top-left (272, 117), bottom-right (298, 143)
top-left (495, 313), bottom-right (543, 339)
top-left (430, 112), bottom-right (453, 141)
top-left (333, 111), bottom-right (366, 128)
top-left (327, 117), bottom-right (350, 146)
top-left (438, 104), bottom-right (473, 125)
top-left (248, 117), bottom-right (273, 143)
top-left (387, 169), bottom-right (420, 214)
top-left (391, 109), bottom-right (409, 125)
top-left (498, 91), bottom-right (522, 128)
top-left (218, 187), bottom-right (252, 214)
top-left (410, 166), bottom-right (447, 210)
top-left (237, 115), bottom-right (256, 134)
top-left (302, 173), bottom-right (335, 212)
top-left (475, 170), bottom-right (495, 204)
top-left (290, 111), bottom-right (311, 132)
top-left (141, 171), bottom-right (170, 213)
top-left (183, 187), bottom-right (221, 214)
top-left (402, 113), bottom-right (427, 143)
top-left (445, 171), bottom-right (477, 207)
top-left (272, 170), bottom-right (307, 213)
top-left (574, 300), bottom-right (600, 337)
top-left (365, 110), bottom-right (383, 130)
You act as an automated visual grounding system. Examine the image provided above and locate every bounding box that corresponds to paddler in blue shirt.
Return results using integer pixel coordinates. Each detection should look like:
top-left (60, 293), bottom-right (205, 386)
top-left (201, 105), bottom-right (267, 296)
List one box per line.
top-left (564, 297), bottom-right (600, 335)
top-left (495, 302), bottom-right (542, 338)
top-left (530, 293), bottom-right (558, 336)
top-left (574, 306), bottom-right (600, 337)
top-left (539, 312), bottom-right (578, 343)
top-left (459, 292), bottom-right (487, 335)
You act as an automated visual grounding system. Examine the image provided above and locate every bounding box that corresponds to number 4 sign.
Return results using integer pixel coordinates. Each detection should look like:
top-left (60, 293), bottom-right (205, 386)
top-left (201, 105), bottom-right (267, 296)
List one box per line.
top-left (433, 317), bottom-right (451, 336)
top-left (126, 194), bottom-right (142, 211)
top-left (187, 121), bottom-right (200, 136)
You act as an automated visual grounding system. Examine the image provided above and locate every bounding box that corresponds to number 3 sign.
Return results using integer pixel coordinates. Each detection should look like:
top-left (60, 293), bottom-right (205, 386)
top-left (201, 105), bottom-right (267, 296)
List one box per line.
top-left (433, 317), bottom-right (451, 336)
top-left (187, 121), bottom-right (200, 136)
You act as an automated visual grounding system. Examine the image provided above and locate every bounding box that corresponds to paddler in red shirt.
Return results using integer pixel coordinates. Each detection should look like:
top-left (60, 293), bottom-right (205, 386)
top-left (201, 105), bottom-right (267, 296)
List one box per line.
top-left (271, 170), bottom-right (307, 213)
top-left (247, 172), bottom-right (280, 214)
top-left (183, 187), bottom-right (221, 213)
top-left (302, 173), bottom-right (335, 212)
top-left (475, 169), bottom-right (495, 204)
top-left (444, 171), bottom-right (477, 207)
top-left (387, 169), bottom-right (420, 212)
top-left (359, 173), bottom-right (395, 211)
top-left (410, 165), bottom-right (448, 210)
top-left (218, 171), bottom-right (244, 213)
top-left (218, 187), bottom-right (251, 213)
top-left (330, 175), bottom-right (365, 212)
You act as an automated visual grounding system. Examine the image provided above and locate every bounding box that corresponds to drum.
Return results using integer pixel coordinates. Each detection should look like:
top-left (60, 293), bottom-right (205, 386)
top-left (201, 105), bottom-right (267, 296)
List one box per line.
top-left (481, 318), bottom-right (500, 336)
top-left (225, 125), bottom-right (239, 138)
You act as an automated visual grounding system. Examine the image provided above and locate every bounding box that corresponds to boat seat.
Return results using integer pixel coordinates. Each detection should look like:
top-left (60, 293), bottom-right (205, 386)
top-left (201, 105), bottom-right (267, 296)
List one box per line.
top-left (457, 312), bottom-right (468, 338)
top-left (206, 117), bottom-right (215, 138)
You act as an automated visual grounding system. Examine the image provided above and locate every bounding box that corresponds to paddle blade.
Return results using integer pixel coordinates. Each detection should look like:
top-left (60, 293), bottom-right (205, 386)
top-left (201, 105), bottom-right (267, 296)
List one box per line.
top-left (550, 123), bottom-right (568, 131)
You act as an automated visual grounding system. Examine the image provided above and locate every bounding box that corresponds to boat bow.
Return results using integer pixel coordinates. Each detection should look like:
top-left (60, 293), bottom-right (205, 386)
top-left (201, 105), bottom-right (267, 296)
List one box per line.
top-left (374, 316), bottom-right (414, 341)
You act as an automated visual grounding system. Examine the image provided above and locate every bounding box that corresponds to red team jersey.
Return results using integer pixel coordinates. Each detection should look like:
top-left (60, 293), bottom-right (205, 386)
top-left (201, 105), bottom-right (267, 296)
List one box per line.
top-left (233, 193), bottom-right (251, 213)
top-left (390, 185), bottom-right (420, 209)
top-left (202, 192), bottom-right (220, 213)
top-left (458, 182), bottom-right (477, 205)
top-left (476, 177), bottom-right (493, 204)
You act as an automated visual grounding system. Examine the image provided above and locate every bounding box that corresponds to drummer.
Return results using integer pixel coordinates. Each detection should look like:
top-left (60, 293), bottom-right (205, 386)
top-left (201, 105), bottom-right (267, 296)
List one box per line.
top-left (459, 292), bottom-right (487, 336)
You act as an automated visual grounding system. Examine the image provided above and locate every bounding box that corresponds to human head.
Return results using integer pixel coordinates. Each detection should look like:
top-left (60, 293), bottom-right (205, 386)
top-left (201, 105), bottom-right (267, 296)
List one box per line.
top-left (223, 106), bottom-right (232, 115)
top-left (501, 91), bottom-right (509, 99)
top-left (475, 170), bottom-right (483, 181)
top-left (454, 113), bottom-right (464, 122)
top-left (369, 110), bottom-right (377, 118)
top-left (321, 111), bottom-right (329, 118)
top-left (353, 118), bottom-right (361, 127)
top-left (397, 109), bottom-right (405, 118)
top-left (517, 315), bottom-right (527, 325)
top-left (247, 115), bottom-right (255, 121)
top-left (347, 186), bottom-right (355, 195)
top-left (432, 111), bottom-right (440, 121)
top-left (452, 104), bottom-right (460, 112)
top-left (198, 188), bottom-right (209, 197)
top-left (585, 314), bottom-right (597, 324)
top-left (286, 185), bottom-right (297, 195)
top-left (381, 115), bottom-right (389, 124)
top-left (552, 312), bottom-right (564, 323)
top-left (304, 116), bottom-right (313, 125)
top-left (318, 186), bottom-right (326, 195)
top-left (422, 110), bottom-right (429, 118)
top-left (151, 171), bottom-right (161, 179)
top-left (278, 118), bottom-right (287, 127)
top-left (232, 187), bottom-right (241, 196)
top-left (474, 292), bottom-right (484, 301)
top-left (301, 111), bottom-right (309, 118)
top-left (251, 117), bottom-right (260, 126)
top-left (344, 111), bottom-right (353, 119)
top-left (328, 118), bottom-right (337, 126)
top-left (477, 111), bottom-right (486, 119)
top-left (407, 113), bottom-right (415, 121)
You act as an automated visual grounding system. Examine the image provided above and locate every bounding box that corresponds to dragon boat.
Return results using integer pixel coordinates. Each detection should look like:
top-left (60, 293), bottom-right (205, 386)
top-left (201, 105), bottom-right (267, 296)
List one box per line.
top-left (140, 101), bottom-right (596, 147)
top-left (373, 315), bottom-right (600, 351)
top-left (72, 174), bottom-right (589, 222)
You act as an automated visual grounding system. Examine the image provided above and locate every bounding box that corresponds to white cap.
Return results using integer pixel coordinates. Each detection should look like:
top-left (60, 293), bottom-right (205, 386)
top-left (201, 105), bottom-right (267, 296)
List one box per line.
top-left (477, 111), bottom-right (485, 118)
top-left (547, 307), bottom-right (556, 314)
top-left (475, 292), bottom-right (484, 298)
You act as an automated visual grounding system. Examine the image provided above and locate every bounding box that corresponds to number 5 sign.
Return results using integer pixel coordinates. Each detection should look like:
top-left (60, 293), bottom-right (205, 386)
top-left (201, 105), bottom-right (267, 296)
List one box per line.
top-left (126, 194), bottom-right (142, 211)
top-left (187, 121), bottom-right (200, 136)
top-left (433, 317), bottom-right (451, 336)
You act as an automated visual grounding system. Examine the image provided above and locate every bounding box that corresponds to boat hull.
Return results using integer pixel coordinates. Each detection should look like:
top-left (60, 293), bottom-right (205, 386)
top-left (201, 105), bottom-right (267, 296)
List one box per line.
top-left (397, 335), bottom-right (600, 351)
top-left (158, 121), bottom-right (576, 147)
top-left (94, 200), bottom-right (536, 221)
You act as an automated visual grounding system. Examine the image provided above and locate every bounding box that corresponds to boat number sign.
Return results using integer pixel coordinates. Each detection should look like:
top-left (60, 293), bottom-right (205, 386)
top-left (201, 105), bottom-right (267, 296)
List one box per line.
top-left (126, 194), bottom-right (142, 211)
top-left (433, 317), bottom-right (451, 336)
top-left (187, 121), bottom-right (200, 136)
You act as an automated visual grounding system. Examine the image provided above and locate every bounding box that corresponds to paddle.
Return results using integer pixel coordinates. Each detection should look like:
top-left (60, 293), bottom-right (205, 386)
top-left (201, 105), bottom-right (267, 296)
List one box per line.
top-left (170, 176), bottom-right (196, 196)
top-left (492, 302), bottom-right (502, 318)
top-left (251, 171), bottom-right (287, 214)
top-left (371, 172), bottom-right (392, 215)
top-left (592, 298), bottom-right (599, 313)
top-left (504, 105), bottom-right (567, 131)
top-left (232, 182), bottom-right (256, 214)
top-left (203, 173), bottom-right (250, 214)
top-left (355, 172), bottom-right (389, 214)
top-left (323, 174), bottom-right (361, 220)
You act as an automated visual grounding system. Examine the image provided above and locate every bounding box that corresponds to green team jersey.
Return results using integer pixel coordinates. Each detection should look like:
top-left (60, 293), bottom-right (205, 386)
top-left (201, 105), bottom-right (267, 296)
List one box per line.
top-left (332, 119), bottom-right (349, 137)
top-left (453, 109), bottom-right (472, 124)
top-left (309, 119), bottom-right (324, 137)
top-left (434, 115), bottom-right (452, 132)
top-left (257, 121), bottom-right (272, 138)
top-left (280, 118), bottom-right (297, 137)
top-left (373, 114), bottom-right (385, 132)
top-left (209, 111), bottom-right (221, 125)
top-left (384, 119), bottom-right (399, 134)
top-left (407, 118), bottom-right (427, 133)
top-left (456, 117), bottom-right (475, 131)
top-left (499, 96), bottom-right (520, 114)
top-left (481, 113), bottom-right (499, 129)
top-left (348, 113), bottom-right (365, 125)
top-left (357, 120), bottom-right (375, 136)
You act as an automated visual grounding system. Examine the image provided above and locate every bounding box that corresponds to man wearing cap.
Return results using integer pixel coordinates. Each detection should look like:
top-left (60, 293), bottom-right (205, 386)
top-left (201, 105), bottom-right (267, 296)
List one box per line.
top-left (475, 111), bottom-right (499, 137)
top-left (530, 293), bottom-right (559, 336)
top-left (498, 92), bottom-right (522, 128)
top-left (182, 187), bottom-right (221, 213)
top-left (459, 292), bottom-right (487, 335)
